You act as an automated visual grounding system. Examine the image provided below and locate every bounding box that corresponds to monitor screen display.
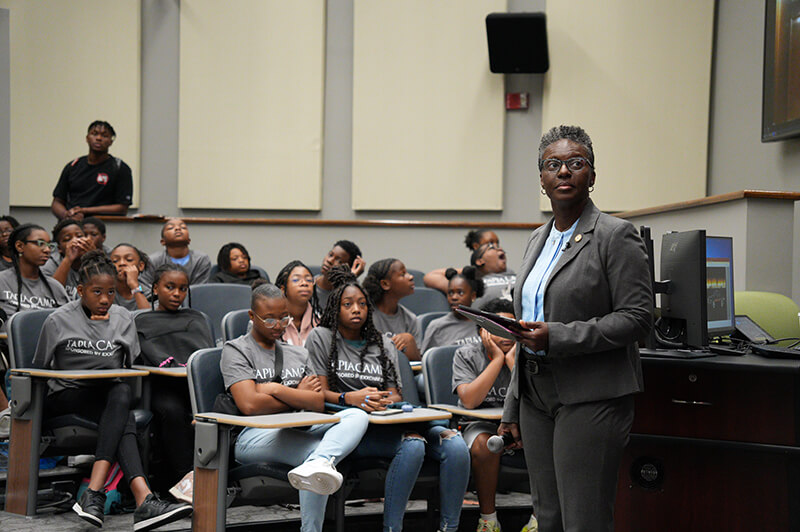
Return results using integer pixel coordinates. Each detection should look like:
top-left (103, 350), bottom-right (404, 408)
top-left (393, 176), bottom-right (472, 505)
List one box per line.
top-left (706, 236), bottom-right (735, 337)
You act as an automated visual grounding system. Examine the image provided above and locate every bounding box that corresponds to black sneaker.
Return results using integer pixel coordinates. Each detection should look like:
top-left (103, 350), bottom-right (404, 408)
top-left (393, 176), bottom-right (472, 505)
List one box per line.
top-left (133, 493), bottom-right (192, 531)
top-left (72, 488), bottom-right (106, 528)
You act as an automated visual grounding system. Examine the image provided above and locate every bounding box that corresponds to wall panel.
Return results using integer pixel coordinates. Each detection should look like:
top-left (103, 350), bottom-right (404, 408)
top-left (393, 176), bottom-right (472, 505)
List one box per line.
top-left (351, 0), bottom-right (506, 211)
top-left (178, 0), bottom-right (325, 210)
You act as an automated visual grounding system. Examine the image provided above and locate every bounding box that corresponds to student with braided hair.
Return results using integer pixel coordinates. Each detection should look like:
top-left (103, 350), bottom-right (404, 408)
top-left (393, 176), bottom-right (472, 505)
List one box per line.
top-left (274, 260), bottom-right (320, 347)
top-left (32, 249), bottom-right (192, 530)
top-left (363, 258), bottom-right (422, 361)
top-left (0, 224), bottom-right (68, 332)
top-left (306, 266), bottom-right (471, 532)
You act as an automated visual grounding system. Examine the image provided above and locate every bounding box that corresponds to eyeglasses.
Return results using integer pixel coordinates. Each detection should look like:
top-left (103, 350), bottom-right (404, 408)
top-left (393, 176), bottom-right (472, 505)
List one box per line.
top-left (289, 275), bottom-right (313, 285)
top-left (253, 314), bottom-right (293, 329)
top-left (24, 239), bottom-right (57, 252)
top-left (540, 157), bottom-right (593, 173)
top-left (0, 228), bottom-right (12, 235)
top-left (477, 242), bottom-right (500, 259)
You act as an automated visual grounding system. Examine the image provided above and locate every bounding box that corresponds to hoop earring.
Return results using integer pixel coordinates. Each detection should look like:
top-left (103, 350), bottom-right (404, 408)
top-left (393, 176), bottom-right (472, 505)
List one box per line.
top-left (589, 186), bottom-right (595, 192)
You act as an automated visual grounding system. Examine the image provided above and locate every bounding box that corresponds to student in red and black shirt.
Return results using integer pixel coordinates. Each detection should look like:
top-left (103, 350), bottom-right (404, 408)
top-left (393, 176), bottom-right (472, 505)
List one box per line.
top-left (51, 121), bottom-right (133, 221)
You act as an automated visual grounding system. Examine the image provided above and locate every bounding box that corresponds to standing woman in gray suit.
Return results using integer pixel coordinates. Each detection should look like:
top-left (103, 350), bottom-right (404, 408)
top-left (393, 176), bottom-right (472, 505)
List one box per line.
top-left (498, 125), bottom-right (653, 532)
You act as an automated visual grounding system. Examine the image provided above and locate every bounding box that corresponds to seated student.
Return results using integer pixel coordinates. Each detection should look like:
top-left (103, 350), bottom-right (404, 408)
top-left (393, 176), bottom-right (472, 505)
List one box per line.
top-left (452, 298), bottom-right (537, 532)
top-left (135, 263), bottom-right (214, 499)
top-left (224, 283), bottom-right (368, 532)
top-left (421, 267), bottom-right (484, 353)
top-left (469, 242), bottom-right (515, 310)
top-left (210, 242), bottom-right (267, 285)
top-left (423, 229), bottom-right (500, 292)
top-left (274, 260), bottom-right (320, 347)
top-left (0, 215), bottom-right (20, 271)
top-left (110, 244), bottom-right (151, 311)
top-left (32, 250), bottom-right (191, 530)
top-left (0, 224), bottom-right (69, 407)
top-left (363, 258), bottom-right (422, 361)
top-left (42, 218), bottom-right (95, 300)
top-left (81, 216), bottom-right (111, 254)
top-left (307, 266), bottom-right (470, 532)
top-left (313, 240), bottom-right (365, 310)
top-left (143, 218), bottom-right (211, 286)
top-left (0, 224), bottom-right (69, 327)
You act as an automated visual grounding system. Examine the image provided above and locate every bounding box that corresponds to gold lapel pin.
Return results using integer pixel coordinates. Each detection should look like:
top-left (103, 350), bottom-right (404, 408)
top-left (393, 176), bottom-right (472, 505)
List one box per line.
top-left (575, 234), bottom-right (583, 243)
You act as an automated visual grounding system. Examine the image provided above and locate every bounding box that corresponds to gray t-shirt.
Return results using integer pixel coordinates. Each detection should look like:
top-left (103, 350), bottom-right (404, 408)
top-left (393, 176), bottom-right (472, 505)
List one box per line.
top-left (420, 312), bottom-right (481, 353)
top-left (221, 333), bottom-right (309, 391)
top-left (114, 280), bottom-right (152, 311)
top-left (315, 284), bottom-right (331, 313)
top-left (306, 327), bottom-right (400, 393)
top-left (32, 299), bottom-right (140, 393)
top-left (372, 305), bottom-right (422, 347)
top-left (41, 254), bottom-right (81, 300)
top-left (142, 249), bottom-right (211, 286)
top-left (451, 343), bottom-right (511, 409)
top-left (473, 271), bottom-right (516, 310)
top-left (0, 269), bottom-right (69, 331)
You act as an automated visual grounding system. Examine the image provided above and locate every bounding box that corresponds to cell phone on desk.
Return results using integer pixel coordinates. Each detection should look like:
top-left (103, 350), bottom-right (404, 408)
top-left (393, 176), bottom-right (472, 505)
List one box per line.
top-left (370, 409), bottom-right (403, 416)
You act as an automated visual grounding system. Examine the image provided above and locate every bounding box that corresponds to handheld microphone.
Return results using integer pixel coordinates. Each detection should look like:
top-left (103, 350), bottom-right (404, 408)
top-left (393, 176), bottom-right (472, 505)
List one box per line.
top-left (487, 433), bottom-right (515, 454)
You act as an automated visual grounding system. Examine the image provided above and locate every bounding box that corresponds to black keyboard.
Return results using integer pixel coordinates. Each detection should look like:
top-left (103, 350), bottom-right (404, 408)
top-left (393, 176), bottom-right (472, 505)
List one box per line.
top-left (750, 343), bottom-right (800, 360)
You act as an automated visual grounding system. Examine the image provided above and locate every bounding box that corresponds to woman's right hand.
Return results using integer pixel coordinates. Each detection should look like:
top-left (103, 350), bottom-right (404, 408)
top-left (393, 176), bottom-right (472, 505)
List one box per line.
top-left (498, 422), bottom-right (523, 450)
top-left (346, 387), bottom-right (392, 412)
top-left (515, 321), bottom-right (549, 352)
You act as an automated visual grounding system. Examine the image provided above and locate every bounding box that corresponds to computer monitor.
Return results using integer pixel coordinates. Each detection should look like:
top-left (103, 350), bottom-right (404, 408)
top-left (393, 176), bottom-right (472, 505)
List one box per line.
top-left (659, 230), bottom-right (708, 349)
top-left (706, 236), bottom-right (735, 338)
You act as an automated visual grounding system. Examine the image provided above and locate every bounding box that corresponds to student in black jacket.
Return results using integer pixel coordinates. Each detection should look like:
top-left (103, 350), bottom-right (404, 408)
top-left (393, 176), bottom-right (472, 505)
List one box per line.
top-left (134, 263), bottom-right (214, 497)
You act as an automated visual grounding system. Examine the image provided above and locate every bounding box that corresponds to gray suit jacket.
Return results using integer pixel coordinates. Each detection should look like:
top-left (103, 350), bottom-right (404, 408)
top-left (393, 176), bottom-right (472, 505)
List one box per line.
top-left (502, 199), bottom-right (653, 423)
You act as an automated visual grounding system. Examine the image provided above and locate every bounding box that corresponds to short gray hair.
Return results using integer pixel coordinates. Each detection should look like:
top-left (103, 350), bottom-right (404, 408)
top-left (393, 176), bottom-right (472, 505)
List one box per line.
top-left (251, 283), bottom-right (285, 308)
top-left (538, 125), bottom-right (594, 171)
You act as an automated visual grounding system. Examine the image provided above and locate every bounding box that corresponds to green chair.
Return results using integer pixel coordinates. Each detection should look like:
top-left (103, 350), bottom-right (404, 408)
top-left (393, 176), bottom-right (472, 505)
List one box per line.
top-left (734, 291), bottom-right (800, 344)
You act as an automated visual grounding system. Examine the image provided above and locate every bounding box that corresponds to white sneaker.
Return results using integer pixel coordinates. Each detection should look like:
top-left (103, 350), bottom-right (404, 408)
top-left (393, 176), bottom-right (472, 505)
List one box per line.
top-left (287, 457), bottom-right (343, 495)
top-left (168, 471), bottom-right (194, 504)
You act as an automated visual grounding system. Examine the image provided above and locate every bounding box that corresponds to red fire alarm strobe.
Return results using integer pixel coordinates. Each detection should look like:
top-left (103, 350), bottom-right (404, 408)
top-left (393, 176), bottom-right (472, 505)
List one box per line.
top-left (506, 92), bottom-right (529, 110)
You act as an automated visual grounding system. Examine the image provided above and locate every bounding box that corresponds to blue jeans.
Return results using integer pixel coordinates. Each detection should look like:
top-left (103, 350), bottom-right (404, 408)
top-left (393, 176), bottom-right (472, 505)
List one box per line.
top-left (235, 408), bottom-right (369, 532)
top-left (352, 422), bottom-right (470, 532)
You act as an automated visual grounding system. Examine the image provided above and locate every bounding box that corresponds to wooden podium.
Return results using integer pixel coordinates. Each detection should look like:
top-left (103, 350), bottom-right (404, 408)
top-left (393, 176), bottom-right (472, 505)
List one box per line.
top-left (615, 352), bottom-right (800, 531)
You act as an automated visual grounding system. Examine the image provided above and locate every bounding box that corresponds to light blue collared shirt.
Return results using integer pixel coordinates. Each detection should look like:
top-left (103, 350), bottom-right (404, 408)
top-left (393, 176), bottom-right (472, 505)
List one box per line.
top-left (520, 219), bottom-right (579, 354)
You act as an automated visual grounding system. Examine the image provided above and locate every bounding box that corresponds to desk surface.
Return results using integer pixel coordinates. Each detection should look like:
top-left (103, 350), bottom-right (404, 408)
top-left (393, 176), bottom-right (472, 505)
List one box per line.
top-left (641, 350), bottom-right (800, 373)
top-left (10, 368), bottom-right (149, 379)
top-left (195, 411), bottom-right (340, 429)
top-left (132, 365), bottom-right (187, 377)
top-left (428, 404), bottom-right (503, 420)
top-left (368, 407), bottom-right (451, 425)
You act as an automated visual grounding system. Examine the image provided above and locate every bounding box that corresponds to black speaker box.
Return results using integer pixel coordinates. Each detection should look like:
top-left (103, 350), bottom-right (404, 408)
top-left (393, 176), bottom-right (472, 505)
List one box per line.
top-left (485, 12), bottom-right (549, 74)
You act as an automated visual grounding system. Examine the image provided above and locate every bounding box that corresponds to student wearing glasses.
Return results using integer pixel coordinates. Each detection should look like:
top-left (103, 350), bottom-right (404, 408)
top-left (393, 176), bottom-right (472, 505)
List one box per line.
top-left (0, 224), bottom-right (69, 331)
top-left (223, 283), bottom-right (368, 532)
top-left (274, 260), bottom-right (321, 347)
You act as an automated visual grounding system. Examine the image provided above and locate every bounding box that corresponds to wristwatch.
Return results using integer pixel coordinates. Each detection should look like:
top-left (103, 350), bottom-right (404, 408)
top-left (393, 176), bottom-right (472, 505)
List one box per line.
top-left (133, 285), bottom-right (145, 294)
top-left (338, 392), bottom-right (347, 406)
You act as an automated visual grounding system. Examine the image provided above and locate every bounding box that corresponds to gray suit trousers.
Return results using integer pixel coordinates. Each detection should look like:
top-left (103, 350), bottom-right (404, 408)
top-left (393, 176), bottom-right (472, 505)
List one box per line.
top-left (518, 359), bottom-right (634, 532)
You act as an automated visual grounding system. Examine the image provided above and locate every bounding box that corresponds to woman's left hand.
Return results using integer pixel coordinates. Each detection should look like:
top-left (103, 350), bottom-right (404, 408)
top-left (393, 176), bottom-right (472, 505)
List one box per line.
top-left (516, 321), bottom-right (549, 352)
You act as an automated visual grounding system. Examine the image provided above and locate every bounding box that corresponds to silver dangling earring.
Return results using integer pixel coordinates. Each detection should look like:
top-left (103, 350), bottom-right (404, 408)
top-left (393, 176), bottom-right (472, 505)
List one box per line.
top-left (540, 188), bottom-right (546, 196)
